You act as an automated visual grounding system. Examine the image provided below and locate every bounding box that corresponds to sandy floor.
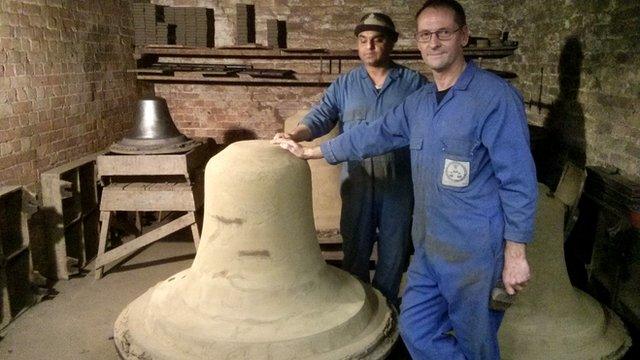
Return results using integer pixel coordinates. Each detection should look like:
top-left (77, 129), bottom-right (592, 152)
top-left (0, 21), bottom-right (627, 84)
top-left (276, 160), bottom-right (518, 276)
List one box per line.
top-left (0, 229), bottom-right (197, 360)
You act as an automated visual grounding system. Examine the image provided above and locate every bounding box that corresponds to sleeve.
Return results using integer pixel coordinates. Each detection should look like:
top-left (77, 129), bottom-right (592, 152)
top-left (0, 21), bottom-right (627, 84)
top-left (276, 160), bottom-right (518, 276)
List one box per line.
top-left (300, 79), bottom-right (342, 139)
top-left (481, 85), bottom-right (538, 244)
top-left (321, 97), bottom-right (413, 164)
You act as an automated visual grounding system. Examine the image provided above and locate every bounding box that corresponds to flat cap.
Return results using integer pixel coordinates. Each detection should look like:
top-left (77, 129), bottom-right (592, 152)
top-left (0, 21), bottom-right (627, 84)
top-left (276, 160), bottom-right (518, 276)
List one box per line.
top-left (354, 13), bottom-right (399, 41)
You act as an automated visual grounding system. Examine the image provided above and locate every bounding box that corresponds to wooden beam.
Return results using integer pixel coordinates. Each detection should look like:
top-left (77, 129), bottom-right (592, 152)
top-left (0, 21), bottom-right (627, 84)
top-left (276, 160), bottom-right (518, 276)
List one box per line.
top-left (94, 213), bottom-right (195, 268)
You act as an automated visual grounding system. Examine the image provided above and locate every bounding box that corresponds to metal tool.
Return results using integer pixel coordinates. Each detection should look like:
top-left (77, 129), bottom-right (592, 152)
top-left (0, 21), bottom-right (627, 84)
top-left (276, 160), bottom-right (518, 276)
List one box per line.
top-left (490, 280), bottom-right (515, 311)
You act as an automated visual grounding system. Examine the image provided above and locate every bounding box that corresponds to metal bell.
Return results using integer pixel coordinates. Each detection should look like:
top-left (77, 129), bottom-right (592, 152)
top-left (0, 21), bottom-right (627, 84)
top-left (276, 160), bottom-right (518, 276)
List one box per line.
top-left (110, 96), bottom-right (198, 154)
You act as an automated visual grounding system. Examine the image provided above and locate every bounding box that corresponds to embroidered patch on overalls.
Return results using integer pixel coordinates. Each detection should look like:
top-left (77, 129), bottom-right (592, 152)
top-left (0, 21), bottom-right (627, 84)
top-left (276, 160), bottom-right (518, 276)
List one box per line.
top-left (442, 158), bottom-right (470, 187)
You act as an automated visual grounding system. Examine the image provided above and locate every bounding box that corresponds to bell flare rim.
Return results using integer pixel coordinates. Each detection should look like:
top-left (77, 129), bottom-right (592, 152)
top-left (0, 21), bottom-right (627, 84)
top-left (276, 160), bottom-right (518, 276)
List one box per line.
top-left (114, 269), bottom-right (398, 359)
top-left (499, 289), bottom-right (631, 359)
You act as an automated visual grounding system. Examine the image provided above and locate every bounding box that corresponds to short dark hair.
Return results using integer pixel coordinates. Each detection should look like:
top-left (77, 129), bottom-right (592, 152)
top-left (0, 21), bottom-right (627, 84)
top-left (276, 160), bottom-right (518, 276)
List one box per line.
top-left (415, 0), bottom-right (467, 27)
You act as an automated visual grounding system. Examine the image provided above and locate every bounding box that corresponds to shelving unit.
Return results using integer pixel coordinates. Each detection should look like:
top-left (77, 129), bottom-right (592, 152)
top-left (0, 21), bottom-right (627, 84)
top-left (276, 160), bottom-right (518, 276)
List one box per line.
top-left (40, 153), bottom-right (100, 280)
top-left (0, 186), bottom-right (36, 329)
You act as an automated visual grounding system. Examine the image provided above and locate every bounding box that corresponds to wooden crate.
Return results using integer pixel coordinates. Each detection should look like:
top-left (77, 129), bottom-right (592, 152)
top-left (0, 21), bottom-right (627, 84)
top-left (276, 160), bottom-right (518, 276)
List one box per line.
top-left (40, 154), bottom-right (100, 280)
top-left (0, 186), bottom-right (36, 329)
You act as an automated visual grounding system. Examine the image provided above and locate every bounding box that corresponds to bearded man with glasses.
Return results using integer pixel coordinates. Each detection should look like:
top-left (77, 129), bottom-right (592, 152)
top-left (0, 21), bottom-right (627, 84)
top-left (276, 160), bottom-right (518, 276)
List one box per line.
top-left (275, 1), bottom-right (537, 358)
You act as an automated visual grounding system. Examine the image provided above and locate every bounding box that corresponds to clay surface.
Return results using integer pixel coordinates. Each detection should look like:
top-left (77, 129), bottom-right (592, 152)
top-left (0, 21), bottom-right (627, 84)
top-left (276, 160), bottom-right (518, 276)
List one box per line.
top-left (114, 140), bottom-right (397, 359)
top-left (498, 184), bottom-right (630, 359)
top-left (284, 110), bottom-right (342, 231)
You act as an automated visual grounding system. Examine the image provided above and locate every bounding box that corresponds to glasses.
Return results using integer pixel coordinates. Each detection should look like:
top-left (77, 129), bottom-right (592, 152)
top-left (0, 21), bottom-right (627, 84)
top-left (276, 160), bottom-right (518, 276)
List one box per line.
top-left (414, 27), bottom-right (461, 42)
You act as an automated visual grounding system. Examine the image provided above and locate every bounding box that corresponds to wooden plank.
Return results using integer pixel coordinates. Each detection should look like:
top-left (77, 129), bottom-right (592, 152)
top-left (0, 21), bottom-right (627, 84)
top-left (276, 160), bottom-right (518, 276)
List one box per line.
top-left (98, 154), bottom-right (191, 178)
top-left (191, 178), bottom-right (204, 209)
top-left (123, 182), bottom-right (149, 191)
top-left (40, 156), bottom-right (100, 280)
top-left (0, 186), bottom-right (22, 197)
top-left (317, 235), bottom-right (342, 245)
top-left (100, 185), bottom-right (197, 211)
top-left (190, 221), bottom-right (200, 250)
top-left (147, 182), bottom-right (177, 191)
top-left (41, 170), bottom-right (69, 280)
top-left (97, 143), bottom-right (208, 179)
top-left (94, 213), bottom-right (195, 268)
top-left (137, 73), bottom-right (338, 86)
top-left (0, 247), bottom-right (10, 328)
top-left (40, 153), bottom-right (99, 176)
top-left (1, 187), bottom-right (22, 328)
top-left (94, 211), bottom-right (111, 279)
top-left (0, 186), bottom-right (35, 327)
top-left (320, 251), bottom-right (343, 261)
top-left (137, 46), bottom-right (517, 60)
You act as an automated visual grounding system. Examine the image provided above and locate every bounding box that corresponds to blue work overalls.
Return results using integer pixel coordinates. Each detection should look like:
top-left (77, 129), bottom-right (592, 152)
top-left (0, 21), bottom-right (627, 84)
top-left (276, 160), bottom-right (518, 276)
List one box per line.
top-left (321, 61), bottom-right (538, 359)
top-left (301, 63), bottom-right (426, 306)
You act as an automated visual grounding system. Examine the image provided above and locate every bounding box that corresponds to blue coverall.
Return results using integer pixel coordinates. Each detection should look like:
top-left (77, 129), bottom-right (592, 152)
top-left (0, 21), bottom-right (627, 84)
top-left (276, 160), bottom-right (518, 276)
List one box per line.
top-left (321, 61), bottom-right (538, 359)
top-left (301, 63), bottom-right (426, 306)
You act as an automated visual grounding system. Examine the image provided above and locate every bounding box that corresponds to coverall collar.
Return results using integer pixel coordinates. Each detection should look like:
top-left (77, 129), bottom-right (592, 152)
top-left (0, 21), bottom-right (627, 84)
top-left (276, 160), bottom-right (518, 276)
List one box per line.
top-left (424, 60), bottom-right (478, 94)
top-left (357, 62), bottom-right (401, 81)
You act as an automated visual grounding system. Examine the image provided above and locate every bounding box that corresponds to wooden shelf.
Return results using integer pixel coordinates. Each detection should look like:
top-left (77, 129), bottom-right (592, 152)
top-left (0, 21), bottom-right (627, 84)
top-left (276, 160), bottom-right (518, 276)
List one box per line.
top-left (133, 45), bottom-right (517, 85)
top-left (136, 45), bottom-right (517, 62)
top-left (136, 72), bottom-right (339, 86)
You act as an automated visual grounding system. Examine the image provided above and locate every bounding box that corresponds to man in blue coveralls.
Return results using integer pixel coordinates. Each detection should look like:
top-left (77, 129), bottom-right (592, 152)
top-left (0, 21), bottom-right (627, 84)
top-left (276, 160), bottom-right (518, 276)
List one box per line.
top-left (274, 1), bottom-right (538, 359)
top-left (273, 13), bottom-right (426, 308)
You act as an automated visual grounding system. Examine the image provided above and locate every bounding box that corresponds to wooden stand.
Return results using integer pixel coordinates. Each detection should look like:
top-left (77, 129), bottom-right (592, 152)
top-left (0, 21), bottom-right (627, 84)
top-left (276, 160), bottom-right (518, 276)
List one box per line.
top-left (94, 143), bottom-right (209, 279)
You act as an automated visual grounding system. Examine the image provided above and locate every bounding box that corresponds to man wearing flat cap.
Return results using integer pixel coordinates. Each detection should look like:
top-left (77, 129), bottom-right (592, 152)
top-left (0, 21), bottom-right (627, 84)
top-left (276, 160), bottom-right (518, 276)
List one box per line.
top-left (274, 13), bottom-right (426, 308)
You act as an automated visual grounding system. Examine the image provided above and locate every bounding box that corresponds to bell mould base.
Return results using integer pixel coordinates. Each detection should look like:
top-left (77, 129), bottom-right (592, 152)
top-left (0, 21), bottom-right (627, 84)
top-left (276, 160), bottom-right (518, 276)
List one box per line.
top-left (114, 268), bottom-right (398, 360)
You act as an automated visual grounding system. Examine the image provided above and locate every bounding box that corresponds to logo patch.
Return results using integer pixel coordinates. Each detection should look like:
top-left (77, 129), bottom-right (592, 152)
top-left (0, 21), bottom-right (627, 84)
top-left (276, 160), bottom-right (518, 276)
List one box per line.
top-left (442, 158), bottom-right (469, 187)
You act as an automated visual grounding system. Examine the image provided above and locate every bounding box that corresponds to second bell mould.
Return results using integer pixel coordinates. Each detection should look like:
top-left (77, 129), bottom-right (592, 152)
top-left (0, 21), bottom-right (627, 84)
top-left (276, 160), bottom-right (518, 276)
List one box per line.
top-left (114, 140), bottom-right (397, 359)
top-left (498, 185), bottom-right (631, 359)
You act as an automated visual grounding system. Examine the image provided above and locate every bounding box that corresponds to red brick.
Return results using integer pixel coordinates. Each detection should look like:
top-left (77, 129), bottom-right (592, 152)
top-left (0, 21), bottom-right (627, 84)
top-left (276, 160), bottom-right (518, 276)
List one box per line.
top-left (12, 101), bottom-right (32, 114)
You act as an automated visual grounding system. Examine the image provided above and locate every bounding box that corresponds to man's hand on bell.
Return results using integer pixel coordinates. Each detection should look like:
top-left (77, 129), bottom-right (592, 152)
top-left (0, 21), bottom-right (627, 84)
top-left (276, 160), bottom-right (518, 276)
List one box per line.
top-left (278, 139), bottom-right (305, 158)
top-left (271, 132), bottom-right (291, 144)
top-left (278, 140), bottom-right (323, 160)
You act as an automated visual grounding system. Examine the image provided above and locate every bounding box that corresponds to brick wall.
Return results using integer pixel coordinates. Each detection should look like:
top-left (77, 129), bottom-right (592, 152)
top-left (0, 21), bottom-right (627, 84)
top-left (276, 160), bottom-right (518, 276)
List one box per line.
top-left (2, 0), bottom-right (637, 187)
top-left (154, 0), bottom-right (638, 178)
top-left (156, 83), bottom-right (324, 141)
top-left (0, 0), bottom-right (138, 188)
top-left (498, 0), bottom-right (640, 178)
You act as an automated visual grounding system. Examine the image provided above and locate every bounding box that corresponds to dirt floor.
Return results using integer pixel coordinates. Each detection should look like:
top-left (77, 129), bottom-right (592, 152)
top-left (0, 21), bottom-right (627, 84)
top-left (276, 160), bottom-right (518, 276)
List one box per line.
top-left (0, 228), bottom-right (198, 360)
top-left (0, 228), bottom-right (410, 360)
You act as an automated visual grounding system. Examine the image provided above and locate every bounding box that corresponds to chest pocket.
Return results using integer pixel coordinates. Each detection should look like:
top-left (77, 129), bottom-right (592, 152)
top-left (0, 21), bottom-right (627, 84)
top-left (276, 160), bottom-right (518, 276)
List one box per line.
top-left (344, 107), bottom-right (367, 123)
top-left (439, 137), bottom-right (478, 190)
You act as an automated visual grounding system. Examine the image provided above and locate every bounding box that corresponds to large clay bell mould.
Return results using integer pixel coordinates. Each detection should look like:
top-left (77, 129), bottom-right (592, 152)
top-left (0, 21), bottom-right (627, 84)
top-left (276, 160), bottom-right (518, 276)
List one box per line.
top-left (114, 140), bottom-right (397, 359)
top-left (284, 109), bottom-right (342, 231)
top-left (110, 96), bottom-right (198, 154)
top-left (498, 184), bottom-right (631, 359)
